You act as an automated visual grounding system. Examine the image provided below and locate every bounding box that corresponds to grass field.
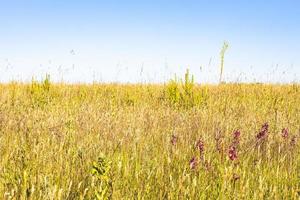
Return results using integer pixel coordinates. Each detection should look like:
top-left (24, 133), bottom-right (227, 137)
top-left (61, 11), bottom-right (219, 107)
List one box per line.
top-left (0, 75), bottom-right (299, 199)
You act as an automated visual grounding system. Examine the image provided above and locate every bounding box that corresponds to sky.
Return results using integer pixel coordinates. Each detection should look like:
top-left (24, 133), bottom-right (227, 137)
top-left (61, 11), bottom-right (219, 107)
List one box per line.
top-left (0, 0), bottom-right (299, 83)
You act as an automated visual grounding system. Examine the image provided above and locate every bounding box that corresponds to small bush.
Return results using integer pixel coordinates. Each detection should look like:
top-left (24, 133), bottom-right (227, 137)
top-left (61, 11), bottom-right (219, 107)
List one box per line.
top-left (28, 74), bottom-right (51, 107)
top-left (165, 69), bottom-right (205, 108)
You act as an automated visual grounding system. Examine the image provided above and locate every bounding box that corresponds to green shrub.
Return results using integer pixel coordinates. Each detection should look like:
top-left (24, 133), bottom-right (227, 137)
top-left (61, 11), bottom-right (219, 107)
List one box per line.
top-left (28, 74), bottom-right (51, 107)
top-left (165, 69), bottom-right (205, 108)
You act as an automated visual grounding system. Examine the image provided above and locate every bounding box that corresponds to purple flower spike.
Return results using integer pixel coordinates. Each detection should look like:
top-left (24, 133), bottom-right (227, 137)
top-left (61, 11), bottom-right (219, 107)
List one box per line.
top-left (195, 139), bottom-right (204, 154)
top-left (233, 130), bottom-right (241, 140)
top-left (189, 157), bottom-right (198, 169)
top-left (233, 130), bottom-right (241, 146)
top-left (281, 128), bottom-right (289, 139)
top-left (228, 145), bottom-right (238, 161)
top-left (256, 123), bottom-right (269, 140)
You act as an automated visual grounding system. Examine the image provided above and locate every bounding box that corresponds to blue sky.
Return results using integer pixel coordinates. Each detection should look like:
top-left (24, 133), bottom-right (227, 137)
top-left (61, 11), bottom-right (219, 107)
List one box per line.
top-left (0, 0), bottom-right (299, 83)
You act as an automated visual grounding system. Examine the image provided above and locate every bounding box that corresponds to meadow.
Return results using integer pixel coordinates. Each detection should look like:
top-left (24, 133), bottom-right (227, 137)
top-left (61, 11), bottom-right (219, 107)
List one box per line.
top-left (0, 73), bottom-right (299, 199)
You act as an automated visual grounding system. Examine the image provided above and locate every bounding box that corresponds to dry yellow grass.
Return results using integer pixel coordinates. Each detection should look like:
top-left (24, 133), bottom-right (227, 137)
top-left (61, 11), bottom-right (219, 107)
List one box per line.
top-left (0, 80), bottom-right (299, 199)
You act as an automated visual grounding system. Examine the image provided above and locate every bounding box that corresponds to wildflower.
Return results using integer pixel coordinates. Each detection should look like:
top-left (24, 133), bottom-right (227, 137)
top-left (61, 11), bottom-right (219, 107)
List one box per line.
top-left (233, 130), bottom-right (241, 140)
top-left (195, 139), bottom-right (204, 154)
top-left (189, 157), bottom-right (198, 170)
top-left (233, 130), bottom-right (241, 146)
top-left (170, 135), bottom-right (178, 145)
top-left (281, 128), bottom-right (288, 139)
top-left (227, 130), bottom-right (240, 161)
top-left (195, 139), bottom-right (205, 161)
top-left (228, 145), bottom-right (238, 161)
top-left (256, 123), bottom-right (269, 140)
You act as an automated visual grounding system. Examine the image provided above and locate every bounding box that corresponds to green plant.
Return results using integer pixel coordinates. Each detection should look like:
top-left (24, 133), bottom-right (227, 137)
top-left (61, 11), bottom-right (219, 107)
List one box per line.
top-left (165, 75), bottom-right (180, 105)
top-left (29, 74), bottom-right (51, 107)
top-left (91, 155), bottom-right (112, 200)
top-left (165, 69), bottom-right (204, 108)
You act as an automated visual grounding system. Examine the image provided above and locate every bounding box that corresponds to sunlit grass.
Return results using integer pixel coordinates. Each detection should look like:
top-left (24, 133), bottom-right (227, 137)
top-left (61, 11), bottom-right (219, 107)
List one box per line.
top-left (0, 78), bottom-right (299, 199)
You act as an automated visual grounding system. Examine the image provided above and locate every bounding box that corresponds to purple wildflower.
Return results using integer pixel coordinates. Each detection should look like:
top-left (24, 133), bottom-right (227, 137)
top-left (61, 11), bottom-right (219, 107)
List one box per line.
top-left (256, 123), bottom-right (269, 140)
top-left (195, 139), bottom-right (205, 161)
top-left (281, 128), bottom-right (289, 139)
top-left (233, 130), bottom-right (241, 140)
top-left (228, 145), bottom-right (238, 161)
top-left (189, 157), bottom-right (198, 170)
top-left (233, 130), bottom-right (241, 146)
top-left (195, 139), bottom-right (204, 154)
